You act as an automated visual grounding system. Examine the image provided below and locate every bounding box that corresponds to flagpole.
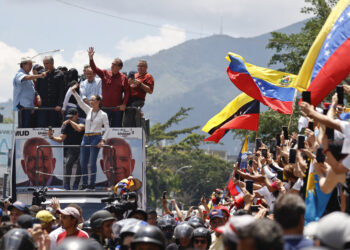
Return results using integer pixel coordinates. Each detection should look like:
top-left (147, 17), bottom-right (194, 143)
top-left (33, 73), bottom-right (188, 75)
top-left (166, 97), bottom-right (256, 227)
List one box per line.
top-left (288, 89), bottom-right (298, 131)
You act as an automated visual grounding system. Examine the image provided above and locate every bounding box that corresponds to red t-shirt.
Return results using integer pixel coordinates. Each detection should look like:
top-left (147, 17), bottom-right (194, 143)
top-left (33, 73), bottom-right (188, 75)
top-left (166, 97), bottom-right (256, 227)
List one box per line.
top-left (90, 59), bottom-right (130, 107)
top-left (56, 229), bottom-right (88, 245)
top-left (130, 73), bottom-right (154, 100)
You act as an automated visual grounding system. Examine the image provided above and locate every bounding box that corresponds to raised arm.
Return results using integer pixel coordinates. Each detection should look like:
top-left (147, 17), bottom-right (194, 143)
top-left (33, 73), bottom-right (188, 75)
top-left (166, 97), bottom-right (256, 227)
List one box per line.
top-left (300, 101), bottom-right (342, 132)
top-left (171, 199), bottom-right (184, 222)
top-left (88, 47), bottom-right (105, 78)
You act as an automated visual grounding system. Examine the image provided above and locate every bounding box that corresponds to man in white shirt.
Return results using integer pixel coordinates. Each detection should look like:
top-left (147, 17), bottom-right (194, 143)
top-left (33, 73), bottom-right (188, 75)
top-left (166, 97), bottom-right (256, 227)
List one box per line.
top-left (80, 67), bottom-right (102, 105)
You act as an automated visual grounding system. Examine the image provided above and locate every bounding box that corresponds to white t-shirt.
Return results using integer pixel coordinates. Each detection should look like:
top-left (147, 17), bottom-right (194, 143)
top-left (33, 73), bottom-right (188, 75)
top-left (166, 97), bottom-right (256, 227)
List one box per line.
top-left (257, 186), bottom-right (276, 211)
top-left (292, 178), bottom-right (303, 191)
top-left (49, 226), bottom-right (64, 250)
top-left (340, 121), bottom-right (350, 154)
top-left (49, 226), bottom-right (89, 249)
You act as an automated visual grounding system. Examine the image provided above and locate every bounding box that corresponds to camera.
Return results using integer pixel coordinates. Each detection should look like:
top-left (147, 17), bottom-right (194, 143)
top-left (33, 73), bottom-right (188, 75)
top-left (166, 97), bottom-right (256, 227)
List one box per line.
top-left (102, 191), bottom-right (138, 220)
top-left (30, 187), bottom-right (48, 206)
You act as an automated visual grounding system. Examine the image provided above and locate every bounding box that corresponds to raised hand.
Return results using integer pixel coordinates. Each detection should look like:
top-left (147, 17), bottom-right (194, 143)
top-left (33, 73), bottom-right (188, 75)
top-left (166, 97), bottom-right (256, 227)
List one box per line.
top-left (88, 47), bottom-right (95, 60)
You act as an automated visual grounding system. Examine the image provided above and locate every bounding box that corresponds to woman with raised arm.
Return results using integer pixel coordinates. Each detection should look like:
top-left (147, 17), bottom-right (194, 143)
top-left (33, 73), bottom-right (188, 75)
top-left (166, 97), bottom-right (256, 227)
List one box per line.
top-left (71, 82), bottom-right (109, 190)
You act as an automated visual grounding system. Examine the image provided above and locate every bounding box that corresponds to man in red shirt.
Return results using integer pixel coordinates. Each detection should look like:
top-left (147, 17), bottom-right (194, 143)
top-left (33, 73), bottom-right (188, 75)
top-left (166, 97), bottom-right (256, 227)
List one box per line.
top-left (124, 59), bottom-right (154, 127)
top-left (56, 207), bottom-right (88, 244)
top-left (88, 47), bottom-right (130, 127)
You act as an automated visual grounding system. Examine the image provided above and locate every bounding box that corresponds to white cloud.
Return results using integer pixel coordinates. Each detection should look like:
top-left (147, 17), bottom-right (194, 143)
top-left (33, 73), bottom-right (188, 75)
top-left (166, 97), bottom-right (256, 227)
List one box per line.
top-left (0, 42), bottom-right (36, 102)
top-left (116, 24), bottom-right (186, 60)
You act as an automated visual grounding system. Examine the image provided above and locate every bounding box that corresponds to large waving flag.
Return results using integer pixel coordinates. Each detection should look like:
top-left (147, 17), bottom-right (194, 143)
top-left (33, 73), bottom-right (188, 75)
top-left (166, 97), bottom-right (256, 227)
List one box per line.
top-left (202, 93), bottom-right (259, 143)
top-left (294, 0), bottom-right (350, 106)
top-left (305, 164), bottom-right (332, 224)
top-left (226, 52), bottom-right (297, 114)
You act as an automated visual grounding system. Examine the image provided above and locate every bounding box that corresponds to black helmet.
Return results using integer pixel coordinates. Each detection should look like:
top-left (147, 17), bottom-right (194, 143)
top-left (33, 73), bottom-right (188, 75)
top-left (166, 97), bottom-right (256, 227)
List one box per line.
top-left (0, 228), bottom-right (35, 250)
top-left (113, 218), bottom-right (140, 239)
top-left (128, 209), bottom-right (147, 221)
top-left (191, 227), bottom-right (212, 249)
top-left (131, 225), bottom-right (166, 250)
top-left (120, 219), bottom-right (147, 239)
top-left (56, 238), bottom-right (103, 250)
top-left (188, 216), bottom-right (205, 228)
top-left (157, 214), bottom-right (176, 229)
top-left (174, 223), bottom-right (194, 239)
top-left (90, 210), bottom-right (114, 230)
top-left (157, 214), bottom-right (177, 240)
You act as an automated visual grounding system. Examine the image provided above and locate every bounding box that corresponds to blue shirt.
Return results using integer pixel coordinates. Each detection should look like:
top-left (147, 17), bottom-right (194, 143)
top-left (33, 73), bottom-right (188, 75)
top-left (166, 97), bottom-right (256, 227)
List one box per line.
top-left (13, 68), bottom-right (35, 110)
top-left (79, 77), bottom-right (102, 100)
top-left (284, 235), bottom-right (313, 250)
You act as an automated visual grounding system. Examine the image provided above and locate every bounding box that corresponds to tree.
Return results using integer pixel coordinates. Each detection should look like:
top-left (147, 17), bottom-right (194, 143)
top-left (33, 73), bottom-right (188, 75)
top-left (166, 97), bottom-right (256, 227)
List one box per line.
top-left (146, 107), bottom-right (232, 209)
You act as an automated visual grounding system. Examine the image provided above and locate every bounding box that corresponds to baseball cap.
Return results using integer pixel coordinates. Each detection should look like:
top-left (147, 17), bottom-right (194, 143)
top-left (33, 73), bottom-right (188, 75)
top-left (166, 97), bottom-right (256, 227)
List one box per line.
top-left (215, 215), bottom-right (255, 241)
top-left (315, 212), bottom-right (350, 250)
top-left (8, 201), bottom-right (27, 212)
top-left (57, 207), bottom-right (80, 220)
top-left (36, 210), bottom-right (56, 223)
top-left (66, 108), bottom-right (78, 118)
top-left (209, 209), bottom-right (225, 220)
top-left (216, 205), bottom-right (230, 217)
top-left (18, 57), bottom-right (35, 65)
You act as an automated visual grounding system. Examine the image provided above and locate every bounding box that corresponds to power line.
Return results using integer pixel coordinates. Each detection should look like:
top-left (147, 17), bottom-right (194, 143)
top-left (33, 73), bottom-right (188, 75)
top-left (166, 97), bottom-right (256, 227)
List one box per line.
top-left (56, 0), bottom-right (208, 36)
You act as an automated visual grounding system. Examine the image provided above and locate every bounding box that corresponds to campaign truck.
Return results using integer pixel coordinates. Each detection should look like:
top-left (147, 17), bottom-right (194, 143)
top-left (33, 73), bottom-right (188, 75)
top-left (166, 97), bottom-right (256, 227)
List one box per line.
top-left (10, 127), bottom-right (147, 219)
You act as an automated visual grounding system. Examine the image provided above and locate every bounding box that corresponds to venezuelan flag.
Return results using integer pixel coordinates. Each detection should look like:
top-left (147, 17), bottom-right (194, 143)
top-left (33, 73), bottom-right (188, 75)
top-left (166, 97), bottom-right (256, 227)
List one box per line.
top-left (305, 164), bottom-right (332, 224)
top-left (294, 0), bottom-right (350, 106)
top-left (238, 135), bottom-right (248, 169)
top-left (227, 178), bottom-right (241, 197)
top-left (226, 52), bottom-right (297, 115)
top-left (202, 93), bottom-right (259, 143)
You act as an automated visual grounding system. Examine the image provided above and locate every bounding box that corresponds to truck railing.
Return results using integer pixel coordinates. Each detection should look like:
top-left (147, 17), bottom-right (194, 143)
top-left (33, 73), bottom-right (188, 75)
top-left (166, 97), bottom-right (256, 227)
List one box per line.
top-left (18, 106), bottom-right (142, 128)
top-left (35, 144), bottom-right (117, 187)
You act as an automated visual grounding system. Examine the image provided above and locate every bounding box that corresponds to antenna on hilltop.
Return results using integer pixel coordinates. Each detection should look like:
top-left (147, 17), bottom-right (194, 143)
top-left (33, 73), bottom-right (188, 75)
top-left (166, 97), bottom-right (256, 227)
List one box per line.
top-left (220, 16), bottom-right (223, 35)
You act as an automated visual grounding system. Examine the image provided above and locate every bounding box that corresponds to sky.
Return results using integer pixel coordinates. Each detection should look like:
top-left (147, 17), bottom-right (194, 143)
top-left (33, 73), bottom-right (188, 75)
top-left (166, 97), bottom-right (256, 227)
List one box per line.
top-left (0, 0), bottom-right (313, 103)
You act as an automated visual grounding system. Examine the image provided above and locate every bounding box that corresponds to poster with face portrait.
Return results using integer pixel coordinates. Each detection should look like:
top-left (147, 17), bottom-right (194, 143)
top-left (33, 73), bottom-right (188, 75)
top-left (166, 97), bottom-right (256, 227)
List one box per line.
top-left (96, 128), bottom-right (146, 206)
top-left (15, 128), bottom-right (64, 190)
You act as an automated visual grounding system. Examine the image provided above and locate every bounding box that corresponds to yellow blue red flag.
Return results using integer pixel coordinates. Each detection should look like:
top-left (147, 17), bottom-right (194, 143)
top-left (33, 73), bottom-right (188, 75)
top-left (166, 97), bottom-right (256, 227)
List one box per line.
top-left (226, 52), bottom-right (297, 114)
top-left (294, 0), bottom-right (350, 106)
top-left (202, 93), bottom-right (259, 143)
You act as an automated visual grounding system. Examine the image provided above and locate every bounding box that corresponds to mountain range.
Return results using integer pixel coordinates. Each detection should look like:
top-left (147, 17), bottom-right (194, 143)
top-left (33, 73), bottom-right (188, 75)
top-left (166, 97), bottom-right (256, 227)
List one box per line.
top-left (1, 20), bottom-right (305, 155)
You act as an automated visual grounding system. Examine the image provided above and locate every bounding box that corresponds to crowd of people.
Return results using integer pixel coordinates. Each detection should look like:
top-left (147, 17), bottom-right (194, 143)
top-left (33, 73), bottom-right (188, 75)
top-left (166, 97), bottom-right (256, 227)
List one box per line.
top-left (0, 183), bottom-right (348, 250)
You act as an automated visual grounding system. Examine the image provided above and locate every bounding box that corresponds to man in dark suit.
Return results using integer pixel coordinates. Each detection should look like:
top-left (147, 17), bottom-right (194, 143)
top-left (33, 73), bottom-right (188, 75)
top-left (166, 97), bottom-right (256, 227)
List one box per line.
top-left (17, 137), bottom-right (63, 187)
